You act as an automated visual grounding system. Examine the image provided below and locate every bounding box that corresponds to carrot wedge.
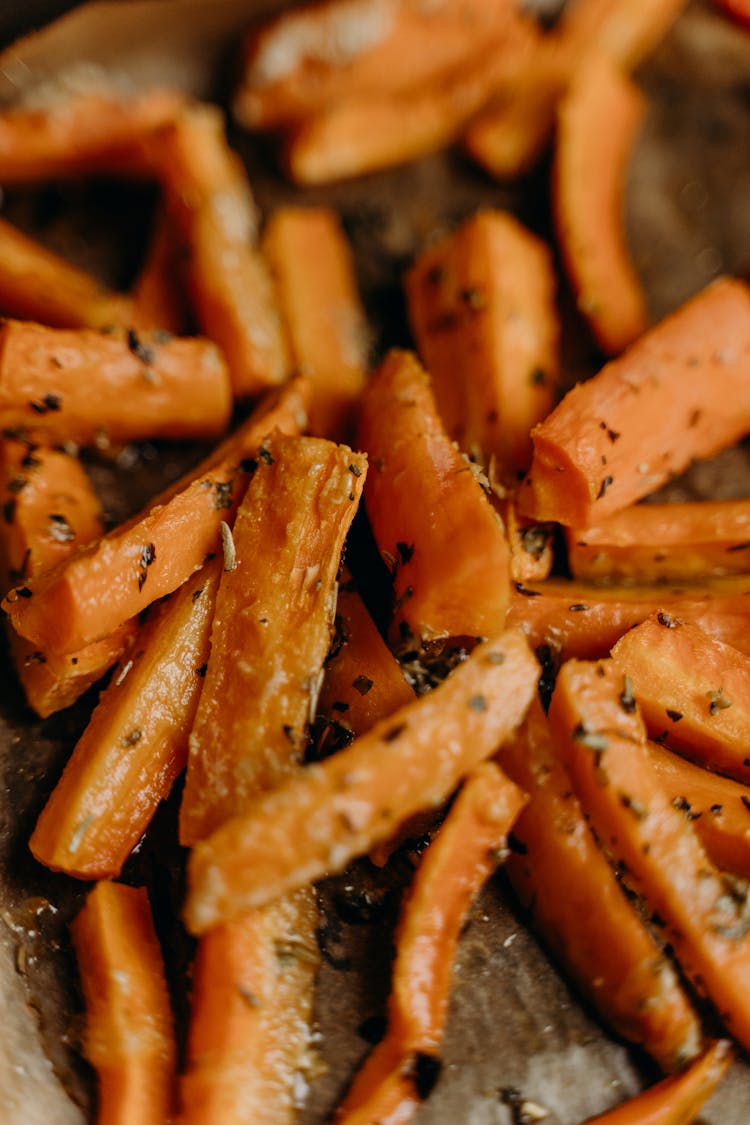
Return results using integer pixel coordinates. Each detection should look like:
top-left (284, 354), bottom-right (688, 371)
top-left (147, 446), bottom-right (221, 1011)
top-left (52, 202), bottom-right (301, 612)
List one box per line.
top-left (130, 207), bottom-right (189, 335)
top-left (335, 761), bottom-right (527, 1124)
top-left (554, 52), bottom-right (648, 355)
top-left (184, 627), bottom-right (538, 933)
top-left (581, 1039), bottom-right (732, 1125)
top-left (519, 277), bottom-right (750, 525)
top-left (71, 881), bottom-right (177, 1125)
top-left (550, 658), bottom-right (750, 1050)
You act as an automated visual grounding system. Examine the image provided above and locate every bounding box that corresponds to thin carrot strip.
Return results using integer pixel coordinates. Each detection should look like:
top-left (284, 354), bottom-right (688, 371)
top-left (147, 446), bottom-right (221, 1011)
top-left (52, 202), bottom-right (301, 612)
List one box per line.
top-left (71, 881), bottom-right (177, 1125)
top-left (130, 206), bottom-right (189, 335)
top-left (184, 628), bottom-right (538, 933)
top-left (519, 277), bottom-right (750, 525)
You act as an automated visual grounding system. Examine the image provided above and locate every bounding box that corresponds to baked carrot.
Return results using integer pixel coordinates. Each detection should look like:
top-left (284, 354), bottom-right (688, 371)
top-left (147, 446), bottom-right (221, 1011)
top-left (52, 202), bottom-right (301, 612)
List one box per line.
top-left (335, 761), bottom-right (527, 1124)
top-left (405, 209), bottom-right (559, 475)
top-left (2, 378), bottom-right (309, 654)
top-left (71, 881), bottom-right (176, 1125)
top-left (519, 278), bottom-right (750, 525)
top-left (500, 499), bottom-right (555, 584)
top-left (581, 1038), bottom-right (732, 1125)
top-left (501, 701), bottom-right (701, 1073)
top-left (559, 0), bottom-right (689, 71)
top-left (179, 435), bottom-right (367, 845)
top-left (554, 52), bottom-right (648, 355)
top-left (550, 658), bottom-right (750, 1050)
top-left (262, 206), bottom-right (368, 440)
top-left (357, 348), bottom-right (511, 645)
top-left (151, 103), bottom-right (290, 399)
top-left (130, 206), bottom-right (189, 336)
top-left (611, 615), bottom-right (750, 783)
top-left (0, 320), bottom-right (231, 447)
top-left (184, 627), bottom-right (538, 933)
top-left (713, 0), bottom-right (750, 23)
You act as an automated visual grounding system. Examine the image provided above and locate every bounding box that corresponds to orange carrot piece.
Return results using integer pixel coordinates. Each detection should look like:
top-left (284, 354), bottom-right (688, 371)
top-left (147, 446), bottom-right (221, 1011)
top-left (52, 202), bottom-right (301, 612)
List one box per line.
top-left (611, 615), bottom-right (750, 783)
top-left (559, 0), bottom-right (689, 71)
top-left (152, 104), bottom-right (290, 398)
top-left (0, 320), bottom-right (231, 448)
top-left (184, 627), bottom-right (538, 933)
top-left (581, 1038), bottom-right (732, 1125)
top-left (357, 348), bottom-right (511, 645)
top-left (554, 52), bottom-right (648, 355)
top-left (501, 701), bottom-right (701, 1072)
top-left (130, 207), bottom-right (189, 336)
top-left (336, 761), bottom-right (527, 1124)
top-left (30, 562), bottom-right (220, 879)
top-left (519, 278), bottom-right (750, 525)
top-left (179, 435), bottom-right (367, 846)
top-left (262, 206), bottom-right (368, 440)
top-left (501, 499), bottom-right (555, 584)
top-left (71, 881), bottom-right (176, 1125)
top-left (405, 209), bottom-right (559, 475)
top-left (2, 379), bottom-right (308, 654)
top-left (550, 658), bottom-right (750, 1050)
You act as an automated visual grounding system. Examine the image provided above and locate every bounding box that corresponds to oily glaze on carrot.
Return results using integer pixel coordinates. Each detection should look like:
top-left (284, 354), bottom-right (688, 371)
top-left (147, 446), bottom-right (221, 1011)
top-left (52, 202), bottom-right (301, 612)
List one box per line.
top-left (519, 277), bottom-right (750, 526)
top-left (335, 761), bottom-right (527, 1124)
top-left (550, 658), bottom-right (750, 1051)
top-left (405, 209), bottom-right (558, 475)
top-left (71, 881), bottom-right (177, 1125)
top-left (500, 701), bottom-right (701, 1073)
top-left (179, 435), bottom-right (367, 846)
top-left (357, 348), bottom-right (511, 645)
top-left (130, 207), bottom-right (189, 335)
top-left (184, 628), bottom-right (538, 933)
top-left (0, 320), bottom-right (231, 447)
top-left (262, 206), bottom-right (368, 440)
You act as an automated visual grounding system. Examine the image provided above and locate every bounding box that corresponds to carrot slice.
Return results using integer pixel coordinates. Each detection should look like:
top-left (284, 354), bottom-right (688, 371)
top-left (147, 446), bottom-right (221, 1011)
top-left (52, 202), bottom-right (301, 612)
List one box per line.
top-left (611, 615), bottom-right (750, 783)
top-left (184, 627), bottom-right (538, 933)
top-left (130, 206), bottom-right (189, 335)
top-left (519, 277), bottom-right (750, 525)
top-left (71, 881), bottom-right (176, 1125)
top-left (404, 209), bottom-right (559, 475)
top-left (581, 1038), bottom-right (732, 1125)
top-left (0, 320), bottom-right (231, 447)
top-left (179, 435), bottom-right (367, 846)
top-left (554, 52), bottom-right (648, 355)
top-left (501, 701), bottom-right (701, 1072)
top-left (336, 761), bottom-right (527, 1124)
top-left (550, 658), bottom-right (750, 1050)
top-left (357, 348), bottom-right (511, 645)
top-left (262, 206), bottom-right (368, 440)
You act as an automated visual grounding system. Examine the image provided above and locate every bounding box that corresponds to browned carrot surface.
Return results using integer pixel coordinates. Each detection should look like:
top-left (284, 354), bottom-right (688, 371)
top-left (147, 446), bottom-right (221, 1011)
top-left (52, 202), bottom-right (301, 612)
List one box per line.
top-left (71, 881), bottom-right (176, 1125)
top-left (405, 209), bottom-right (558, 475)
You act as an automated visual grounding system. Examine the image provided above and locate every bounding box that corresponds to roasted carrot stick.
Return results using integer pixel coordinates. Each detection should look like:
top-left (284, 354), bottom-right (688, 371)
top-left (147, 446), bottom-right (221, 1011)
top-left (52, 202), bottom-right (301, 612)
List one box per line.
top-left (130, 206), bottom-right (189, 335)
top-left (554, 52), bottom-right (648, 355)
top-left (405, 209), bottom-right (559, 475)
top-left (335, 761), bottom-right (527, 1124)
top-left (501, 701), bottom-right (700, 1073)
top-left (519, 278), bottom-right (750, 525)
top-left (2, 378), bottom-right (309, 654)
top-left (581, 1038), bottom-right (732, 1125)
top-left (559, 0), bottom-right (689, 70)
top-left (0, 320), bottom-right (231, 447)
top-left (550, 658), bottom-right (750, 1050)
top-left (179, 435), bottom-right (367, 846)
top-left (184, 627), bottom-right (538, 933)
top-left (262, 206), bottom-right (368, 440)
top-left (357, 348), bottom-right (511, 645)
top-left (71, 881), bottom-right (176, 1125)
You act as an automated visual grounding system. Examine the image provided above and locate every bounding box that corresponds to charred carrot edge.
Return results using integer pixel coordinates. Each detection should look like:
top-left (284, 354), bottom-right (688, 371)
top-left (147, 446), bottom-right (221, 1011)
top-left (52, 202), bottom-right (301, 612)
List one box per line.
top-left (581, 1039), bottom-right (732, 1125)
top-left (554, 53), bottom-right (648, 355)
top-left (179, 435), bottom-right (367, 846)
top-left (501, 701), bottom-right (700, 1072)
top-left (405, 209), bottom-right (559, 476)
top-left (184, 628), bottom-right (538, 933)
top-left (518, 278), bottom-right (750, 525)
top-left (612, 615), bottom-right (750, 782)
top-left (130, 206), bottom-right (189, 335)
top-left (70, 882), bottom-right (176, 1125)
top-left (262, 206), bottom-right (369, 441)
top-left (2, 379), bottom-right (309, 654)
top-left (358, 349), bottom-right (511, 645)
top-left (500, 499), bottom-right (555, 584)
top-left (550, 658), bottom-right (750, 1050)
top-left (178, 889), bottom-right (318, 1125)
top-left (30, 562), bottom-right (220, 879)
top-left (335, 761), bottom-right (527, 1124)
